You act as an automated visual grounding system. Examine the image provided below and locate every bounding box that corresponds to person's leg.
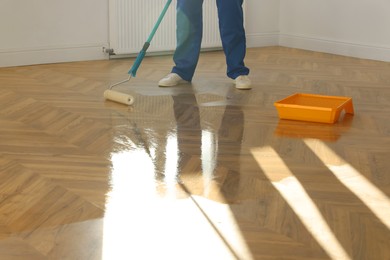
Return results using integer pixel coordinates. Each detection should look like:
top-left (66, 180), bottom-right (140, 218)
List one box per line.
top-left (171, 0), bottom-right (204, 82)
top-left (216, 0), bottom-right (249, 80)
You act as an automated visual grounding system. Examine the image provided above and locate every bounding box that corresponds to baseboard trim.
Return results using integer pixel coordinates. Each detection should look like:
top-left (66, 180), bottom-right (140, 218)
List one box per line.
top-left (0, 44), bottom-right (108, 68)
top-left (279, 34), bottom-right (390, 62)
top-left (2, 34), bottom-right (389, 68)
top-left (247, 32), bottom-right (280, 48)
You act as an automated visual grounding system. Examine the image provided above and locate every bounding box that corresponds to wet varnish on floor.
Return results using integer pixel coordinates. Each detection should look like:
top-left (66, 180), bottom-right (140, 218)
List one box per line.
top-left (0, 47), bottom-right (389, 259)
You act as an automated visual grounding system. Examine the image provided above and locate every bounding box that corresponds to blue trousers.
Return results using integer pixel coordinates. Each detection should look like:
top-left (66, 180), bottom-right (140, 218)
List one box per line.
top-left (172, 0), bottom-right (250, 82)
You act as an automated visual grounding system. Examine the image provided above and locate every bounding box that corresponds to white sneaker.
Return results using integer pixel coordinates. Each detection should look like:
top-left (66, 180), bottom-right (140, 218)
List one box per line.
top-left (158, 73), bottom-right (188, 87)
top-left (234, 75), bottom-right (252, 90)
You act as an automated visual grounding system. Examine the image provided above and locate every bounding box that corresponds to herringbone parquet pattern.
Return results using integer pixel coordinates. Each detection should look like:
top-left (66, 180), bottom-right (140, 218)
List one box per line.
top-left (0, 47), bottom-right (389, 259)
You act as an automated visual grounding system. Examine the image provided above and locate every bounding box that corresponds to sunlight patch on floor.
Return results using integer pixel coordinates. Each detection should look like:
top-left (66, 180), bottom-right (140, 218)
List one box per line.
top-left (102, 130), bottom-right (253, 259)
top-left (304, 138), bottom-right (390, 230)
top-left (251, 146), bottom-right (351, 260)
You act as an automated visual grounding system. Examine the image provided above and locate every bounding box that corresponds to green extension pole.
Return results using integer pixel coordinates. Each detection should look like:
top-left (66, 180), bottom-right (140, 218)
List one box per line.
top-left (128, 0), bottom-right (173, 77)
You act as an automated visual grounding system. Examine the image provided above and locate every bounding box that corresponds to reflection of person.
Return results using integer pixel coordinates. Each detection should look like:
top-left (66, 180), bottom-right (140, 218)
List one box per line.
top-left (172, 92), bottom-right (244, 203)
top-left (159, 0), bottom-right (251, 90)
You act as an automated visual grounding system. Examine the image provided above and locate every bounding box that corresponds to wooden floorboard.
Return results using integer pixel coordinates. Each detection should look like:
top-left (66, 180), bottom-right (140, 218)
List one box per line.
top-left (0, 47), bottom-right (389, 259)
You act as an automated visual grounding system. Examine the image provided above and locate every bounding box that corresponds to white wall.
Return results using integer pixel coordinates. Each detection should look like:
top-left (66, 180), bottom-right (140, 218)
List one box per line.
top-left (2, 0), bottom-right (389, 68)
top-left (245, 0), bottom-right (280, 48)
top-left (279, 0), bottom-right (390, 61)
top-left (0, 0), bottom-right (278, 68)
top-left (0, 0), bottom-right (109, 67)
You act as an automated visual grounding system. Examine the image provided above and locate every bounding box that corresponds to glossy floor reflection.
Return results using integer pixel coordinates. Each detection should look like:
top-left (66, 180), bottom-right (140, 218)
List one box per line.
top-left (0, 47), bottom-right (389, 259)
top-left (103, 90), bottom-right (252, 259)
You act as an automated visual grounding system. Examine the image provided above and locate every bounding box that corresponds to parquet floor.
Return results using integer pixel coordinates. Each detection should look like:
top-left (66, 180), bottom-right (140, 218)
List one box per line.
top-left (0, 47), bottom-right (389, 259)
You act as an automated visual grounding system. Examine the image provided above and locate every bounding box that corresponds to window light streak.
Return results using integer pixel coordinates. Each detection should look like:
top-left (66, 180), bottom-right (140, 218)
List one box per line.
top-left (201, 130), bottom-right (217, 197)
top-left (251, 147), bottom-right (351, 260)
top-left (304, 138), bottom-right (390, 230)
top-left (163, 132), bottom-right (180, 197)
top-left (103, 149), bottom-right (160, 260)
top-left (163, 132), bottom-right (179, 179)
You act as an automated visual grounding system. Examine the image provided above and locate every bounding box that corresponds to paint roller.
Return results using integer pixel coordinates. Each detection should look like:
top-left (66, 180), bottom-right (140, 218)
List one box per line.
top-left (104, 0), bottom-right (173, 105)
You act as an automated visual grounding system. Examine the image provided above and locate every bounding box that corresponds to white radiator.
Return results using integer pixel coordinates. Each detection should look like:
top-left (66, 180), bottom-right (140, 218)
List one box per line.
top-left (109, 0), bottom-right (223, 55)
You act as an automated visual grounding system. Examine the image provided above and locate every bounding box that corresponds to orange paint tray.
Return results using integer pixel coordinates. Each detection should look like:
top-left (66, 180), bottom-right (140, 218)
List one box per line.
top-left (274, 93), bottom-right (354, 124)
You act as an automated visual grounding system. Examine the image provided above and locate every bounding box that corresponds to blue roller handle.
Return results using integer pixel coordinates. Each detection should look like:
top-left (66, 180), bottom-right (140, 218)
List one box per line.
top-left (128, 0), bottom-right (173, 77)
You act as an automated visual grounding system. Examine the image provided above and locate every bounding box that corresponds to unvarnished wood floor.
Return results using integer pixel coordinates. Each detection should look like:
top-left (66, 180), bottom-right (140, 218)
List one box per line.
top-left (0, 47), bottom-right (389, 260)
